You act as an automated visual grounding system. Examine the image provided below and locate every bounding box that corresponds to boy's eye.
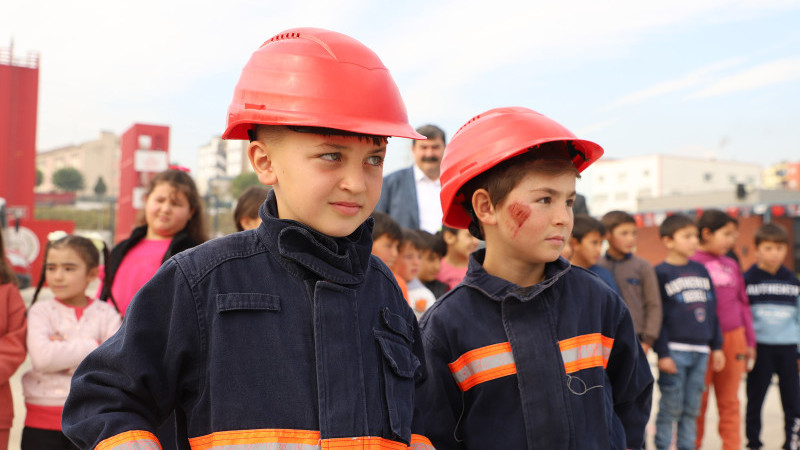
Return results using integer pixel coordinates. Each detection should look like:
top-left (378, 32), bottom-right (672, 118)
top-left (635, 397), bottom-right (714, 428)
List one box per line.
top-left (566, 198), bottom-right (575, 207)
top-left (365, 155), bottom-right (384, 167)
top-left (319, 153), bottom-right (341, 162)
top-left (537, 196), bottom-right (552, 204)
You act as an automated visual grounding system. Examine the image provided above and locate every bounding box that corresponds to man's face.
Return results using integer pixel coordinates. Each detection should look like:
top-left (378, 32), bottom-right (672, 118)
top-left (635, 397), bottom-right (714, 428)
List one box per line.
top-left (411, 137), bottom-right (445, 180)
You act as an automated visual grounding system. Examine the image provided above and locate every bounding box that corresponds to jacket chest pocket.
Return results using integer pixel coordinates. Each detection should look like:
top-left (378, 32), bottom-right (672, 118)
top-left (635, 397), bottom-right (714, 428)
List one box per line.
top-left (373, 309), bottom-right (420, 440)
top-left (214, 293), bottom-right (281, 342)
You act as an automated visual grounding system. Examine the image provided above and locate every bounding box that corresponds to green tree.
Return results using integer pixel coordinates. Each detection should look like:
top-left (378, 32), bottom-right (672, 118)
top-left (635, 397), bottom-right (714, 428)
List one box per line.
top-left (94, 176), bottom-right (107, 198)
top-left (52, 167), bottom-right (85, 192)
top-left (36, 168), bottom-right (43, 187)
top-left (231, 172), bottom-right (260, 198)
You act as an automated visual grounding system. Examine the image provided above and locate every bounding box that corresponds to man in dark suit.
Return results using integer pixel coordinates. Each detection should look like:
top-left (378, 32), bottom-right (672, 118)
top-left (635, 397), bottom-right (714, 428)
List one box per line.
top-left (376, 125), bottom-right (446, 232)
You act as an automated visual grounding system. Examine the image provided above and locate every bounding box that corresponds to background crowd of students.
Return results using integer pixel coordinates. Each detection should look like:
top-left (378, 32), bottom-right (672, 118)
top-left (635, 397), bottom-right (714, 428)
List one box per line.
top-left (1, 168), bottom-right (798, 449)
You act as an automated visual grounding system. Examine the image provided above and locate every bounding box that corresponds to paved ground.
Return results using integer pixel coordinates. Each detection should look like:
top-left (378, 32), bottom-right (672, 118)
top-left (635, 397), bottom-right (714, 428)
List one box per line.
top-left (7, 285), bottom-right (789, 449)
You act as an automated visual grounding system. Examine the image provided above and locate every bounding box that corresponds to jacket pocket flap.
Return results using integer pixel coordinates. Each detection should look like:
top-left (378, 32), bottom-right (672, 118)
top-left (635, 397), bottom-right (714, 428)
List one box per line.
top-left (381, 307), bottom-right (413, 343)
top-left (216, 293), bottom-right (281, 312)
top-left (374, 329), bottom-right (419, 378)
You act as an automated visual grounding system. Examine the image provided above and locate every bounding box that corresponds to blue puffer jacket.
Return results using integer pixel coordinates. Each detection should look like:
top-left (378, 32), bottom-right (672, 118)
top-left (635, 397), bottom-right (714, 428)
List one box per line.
top-left (63, 193), bottom-right (433, 450)
top-left (419, 251), bottom-right (653, 450)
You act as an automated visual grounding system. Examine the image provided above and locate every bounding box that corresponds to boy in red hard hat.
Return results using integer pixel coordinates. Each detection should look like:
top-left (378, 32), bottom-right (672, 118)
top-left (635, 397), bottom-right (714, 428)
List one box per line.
top-left (63, 28), bottom-right (433, 450)
top-left (418, 107), bottom-right (653, 449)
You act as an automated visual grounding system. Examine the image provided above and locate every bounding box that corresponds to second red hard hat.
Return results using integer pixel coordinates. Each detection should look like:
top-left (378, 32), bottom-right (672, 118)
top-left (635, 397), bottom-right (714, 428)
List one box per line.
top-left (439, 106), bottom-right (604, 229)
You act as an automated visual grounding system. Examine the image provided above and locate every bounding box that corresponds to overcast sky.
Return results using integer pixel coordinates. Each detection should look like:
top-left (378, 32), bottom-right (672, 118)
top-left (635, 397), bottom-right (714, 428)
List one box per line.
top-left (4, 0), bottom-right (800, 175)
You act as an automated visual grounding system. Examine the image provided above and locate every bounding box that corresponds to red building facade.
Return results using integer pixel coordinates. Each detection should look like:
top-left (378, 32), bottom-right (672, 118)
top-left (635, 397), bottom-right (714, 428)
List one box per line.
top-left (0, 47), bottom-right (39, 221)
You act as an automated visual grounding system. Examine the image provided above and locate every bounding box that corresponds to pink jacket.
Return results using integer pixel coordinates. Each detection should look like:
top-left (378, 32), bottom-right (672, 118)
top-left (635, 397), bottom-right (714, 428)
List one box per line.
top-left (0, 283), bottom-right (27, 429)
top-left (23, 298), bottom-right (121, 406)
top-left (691, 250), bottom-right (755, 347)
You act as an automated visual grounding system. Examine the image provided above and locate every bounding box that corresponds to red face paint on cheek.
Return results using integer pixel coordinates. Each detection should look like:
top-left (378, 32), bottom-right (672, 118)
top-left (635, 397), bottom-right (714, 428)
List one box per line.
top-left (505, 202), bottom-right (531, 238)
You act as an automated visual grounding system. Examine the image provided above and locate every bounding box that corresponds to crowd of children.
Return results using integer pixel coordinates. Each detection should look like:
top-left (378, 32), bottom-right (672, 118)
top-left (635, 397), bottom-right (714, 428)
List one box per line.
top-left (1, 26), bottom-right (799, 450)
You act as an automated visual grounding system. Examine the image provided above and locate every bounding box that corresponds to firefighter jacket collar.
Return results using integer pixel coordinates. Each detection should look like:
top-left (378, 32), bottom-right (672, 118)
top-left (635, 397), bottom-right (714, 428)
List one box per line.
top-left (461, 249), bottom-right (573, 303)
top-left (256, 190), bottom-right (373, 286)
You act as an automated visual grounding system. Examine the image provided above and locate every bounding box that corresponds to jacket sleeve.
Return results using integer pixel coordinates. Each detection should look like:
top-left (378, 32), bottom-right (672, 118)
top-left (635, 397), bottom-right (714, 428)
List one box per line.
top-left (651, 270), bottom-right (669, 358)
top-left (708, 285), bottom-right (723, 351)
top-left (736, 269), bottom-right (756, 348)
top-left (639, 262), bottom-right (662, 346)
top-left (606, 303), bottom-right (654, 450)
top-left (63, 258), bottom-right (203, 450)
top-left (0, 284), bottom-right (27, 382)
top-left (99, 306), bottom-right (122, 344)
top-left (417, 329), bottom-right (465, 450)
top-left (27, 302), bottom-right (98, 373)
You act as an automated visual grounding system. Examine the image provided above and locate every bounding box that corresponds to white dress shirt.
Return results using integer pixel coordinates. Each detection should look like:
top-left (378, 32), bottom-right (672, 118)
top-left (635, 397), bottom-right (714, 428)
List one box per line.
top-left (413, 164), bottom-right (443, 233)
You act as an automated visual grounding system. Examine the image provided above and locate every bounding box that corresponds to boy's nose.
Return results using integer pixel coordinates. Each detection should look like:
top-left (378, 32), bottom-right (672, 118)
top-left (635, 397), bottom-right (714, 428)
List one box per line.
top-left (341, 164), bottom-right (367, 193)
top-left (553, 205), bottom-right (571, 225)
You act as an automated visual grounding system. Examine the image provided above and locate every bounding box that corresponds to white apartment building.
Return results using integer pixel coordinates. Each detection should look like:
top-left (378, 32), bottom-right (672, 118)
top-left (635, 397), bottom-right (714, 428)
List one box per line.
top-left (196, 137), bottom-right (250, 196)
top-left (36, 131), bottom-right (120, 197)
top-left (583, 155), bottom-right (762, 216)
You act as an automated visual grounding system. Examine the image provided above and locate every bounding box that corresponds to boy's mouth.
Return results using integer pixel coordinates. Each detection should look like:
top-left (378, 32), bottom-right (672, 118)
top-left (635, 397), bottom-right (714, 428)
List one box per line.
top-left (330, 201), bottom-right (361, 216)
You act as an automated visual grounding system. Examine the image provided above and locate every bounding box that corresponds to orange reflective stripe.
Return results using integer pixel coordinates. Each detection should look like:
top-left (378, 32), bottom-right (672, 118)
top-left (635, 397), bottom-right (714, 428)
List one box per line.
top-left (321, 436), bottom-right (407, 449)
top-left (189, 429), bottom-right (411, 450)
top-left (409, 434), bottom-right (435, 450)
top-left (559, 333), bottom-right (614, 373)
top-left (189, 429), bottom-right (320, 449)
top-left (449, 342), bottom-right (517, 391)
top-left (96, 430), bottom-right (161, 450)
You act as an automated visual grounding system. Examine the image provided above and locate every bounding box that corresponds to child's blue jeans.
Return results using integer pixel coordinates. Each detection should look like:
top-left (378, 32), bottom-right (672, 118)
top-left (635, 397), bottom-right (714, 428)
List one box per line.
top-left (655, 350), bottom-right (709, 450)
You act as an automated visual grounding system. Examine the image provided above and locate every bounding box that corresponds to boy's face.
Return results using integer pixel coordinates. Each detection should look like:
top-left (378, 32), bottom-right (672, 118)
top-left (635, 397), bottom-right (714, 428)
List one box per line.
top-left (756, 240), bottom-right (787, 273)
top-left (607, 223), bottom-right (638, 255)
top-left (418, 250), bottom-right (442, 282)
top-left (372, 235), bottom-right (399, 267)
top-left (664, 225), bottom-right (699, 260)
top-left (572, 230), bottom-right (604, 267)
top-left (251, 130), bottom-right (386, 237)
top-left (446, 229), bottom-right (480, 260)
top-left (393, 242), bottom-right (422, 282)
top-left (486, 170), bottom-right (575, 266)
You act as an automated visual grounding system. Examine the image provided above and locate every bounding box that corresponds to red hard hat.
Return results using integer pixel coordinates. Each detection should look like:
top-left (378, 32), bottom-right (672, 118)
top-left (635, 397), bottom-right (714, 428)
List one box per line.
top-left (222, 28), bottom-right (423, 140)
top-left (440, 106), bottom-right (604, 229)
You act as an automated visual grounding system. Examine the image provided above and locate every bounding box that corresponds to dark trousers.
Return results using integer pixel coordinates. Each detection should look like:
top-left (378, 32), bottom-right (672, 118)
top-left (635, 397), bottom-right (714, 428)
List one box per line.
top-left (21, 427), bottom-right (79, 450)
top-left (746, 343), bottom-right (800, 450)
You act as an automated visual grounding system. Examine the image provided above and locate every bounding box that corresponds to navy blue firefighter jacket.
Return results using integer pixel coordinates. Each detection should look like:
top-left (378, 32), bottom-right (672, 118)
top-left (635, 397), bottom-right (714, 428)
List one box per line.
top-left (62, 192), bottom-right (433, 450)
top-left (418, 250), bottom-right (653, 449)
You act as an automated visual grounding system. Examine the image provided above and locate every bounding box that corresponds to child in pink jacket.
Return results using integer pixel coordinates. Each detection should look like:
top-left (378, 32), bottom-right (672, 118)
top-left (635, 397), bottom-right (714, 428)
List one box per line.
top-left (0, 229), bottom-right (27, 450)
top-left (23, 235), bottom-right (120, 449)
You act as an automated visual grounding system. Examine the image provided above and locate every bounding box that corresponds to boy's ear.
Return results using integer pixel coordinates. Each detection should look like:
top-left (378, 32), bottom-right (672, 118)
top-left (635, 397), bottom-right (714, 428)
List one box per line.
top-left (248, 140), bottom-right (277, 186)
top-left (569, 236), bottom-right (580, 248)
top-left (88, 267), bottom-right (99, 280)
top-left (471, 188), bottom-right (497, 228)
top-left (661, 235), bottom-right (673, 249)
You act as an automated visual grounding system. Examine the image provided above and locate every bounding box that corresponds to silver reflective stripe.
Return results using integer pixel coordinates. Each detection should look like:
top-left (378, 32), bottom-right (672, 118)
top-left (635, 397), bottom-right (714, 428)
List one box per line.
top-left (108, 440), bottom-right (161, 450)
top-left (560, 343), bottom-right (611, 365)
top-left (451, 351), bottom-right (515, 385)
top-left (410, 442), bottom-right (435, 450)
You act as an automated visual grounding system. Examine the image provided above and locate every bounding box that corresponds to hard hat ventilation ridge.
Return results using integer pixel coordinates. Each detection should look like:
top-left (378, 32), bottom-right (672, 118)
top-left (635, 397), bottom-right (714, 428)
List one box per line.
top-left (268, 32), bottom-right (301, 43)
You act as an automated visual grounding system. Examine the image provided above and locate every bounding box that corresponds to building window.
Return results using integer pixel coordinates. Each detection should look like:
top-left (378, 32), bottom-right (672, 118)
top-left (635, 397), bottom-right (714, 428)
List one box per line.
top-left (642, 170), bottom-right (650, 178)
top-left (704, 172), bottom-right (713, 182)
top-left (728, 175), bottom-right (737, 183)
top-left (614, 192), bottom-right (629, 201)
